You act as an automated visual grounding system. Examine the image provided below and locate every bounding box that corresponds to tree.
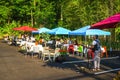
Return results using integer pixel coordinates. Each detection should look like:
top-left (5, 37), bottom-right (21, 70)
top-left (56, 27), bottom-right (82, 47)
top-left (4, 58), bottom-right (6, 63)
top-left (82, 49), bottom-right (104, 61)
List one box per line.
top-left (0, 0), bottom-right (120, 43)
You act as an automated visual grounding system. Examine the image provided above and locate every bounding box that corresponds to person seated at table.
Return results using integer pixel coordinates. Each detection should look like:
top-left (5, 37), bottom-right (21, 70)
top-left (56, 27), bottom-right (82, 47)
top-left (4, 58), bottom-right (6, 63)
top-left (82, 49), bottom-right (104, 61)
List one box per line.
top-left (68, 44), bottom-right (74, 55)
top-left (51, 38), bottom-right (56, 50)
top-left (74, 39), bottom-right (78, 45)
top-left (31, 36), bottom-right (35, 42)
top-left (76, 44), bottom-right (84, 57)
top-left (74, 44), bottom-right (78, 55)
top-left (12, 35), bottom-right (18, 46)
top-left (67, 38), bottom-right (72, 44)
top-left (87, 45), bottom-right (94, 59)
top-left (56, 39), bottom-right (61, 48)
top-left (28, 36), bottom-right (32, 42)
top-left (83, 45), bottom-right (88, 58)
top-left (39, 37), bottom-right (43, 44)
top-left (63, 39), bottom-right (68, 44)
top-left (60, 38), bottom-right (64, 45)
top-left (28, 41), bottom-right (41, 58)
top-left (39, 37), bottom-right (45, 46)
top-left (24, 35), bottom-right (29, 42)
top-left (21, 34), bottom-right (26, 41)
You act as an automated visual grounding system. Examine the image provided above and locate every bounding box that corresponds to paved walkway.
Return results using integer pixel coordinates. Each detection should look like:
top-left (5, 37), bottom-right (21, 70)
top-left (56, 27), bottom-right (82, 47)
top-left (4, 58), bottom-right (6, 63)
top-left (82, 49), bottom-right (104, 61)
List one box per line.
top-left (0, 41), bottom-right (119, 80)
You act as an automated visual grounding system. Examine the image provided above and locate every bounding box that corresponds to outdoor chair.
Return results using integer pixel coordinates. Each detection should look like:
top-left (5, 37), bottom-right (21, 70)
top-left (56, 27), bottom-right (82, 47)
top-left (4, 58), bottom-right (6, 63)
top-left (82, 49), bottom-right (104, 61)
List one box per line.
top-left (41, 47), bottom-right (60, 62)
top-left (25, 45), bottom-right (32, 58)
top-left (68, 44), bottom-right (74, 55)
top-left (49, 48), bottom-right (60, 62)
top-left (87, 48), bottom-right (94, 59)
top-left (31, 45), bottom-right (42, 58)
top-left (101, 46), bottom-right (108, 58)
top-left (18, 43), bottom-right (27, 56)
top-left (77, 45), bottom-right (84, 58)
top-left (41, 47), bottom-right (51, 61)
top-left (83, 46), bottom-right (88, 58)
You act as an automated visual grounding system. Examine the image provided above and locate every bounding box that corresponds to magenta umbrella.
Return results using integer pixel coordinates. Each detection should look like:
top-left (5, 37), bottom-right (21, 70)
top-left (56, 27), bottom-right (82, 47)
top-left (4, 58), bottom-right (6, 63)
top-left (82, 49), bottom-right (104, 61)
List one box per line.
top-left (91, 13), bottom-right (120, 29)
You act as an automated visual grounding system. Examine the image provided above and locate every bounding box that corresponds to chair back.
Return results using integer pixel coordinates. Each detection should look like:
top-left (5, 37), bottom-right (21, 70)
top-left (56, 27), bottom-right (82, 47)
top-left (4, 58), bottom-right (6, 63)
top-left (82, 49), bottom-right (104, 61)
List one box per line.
top-left (55, 48), bottom-right (60, 53)
top-left (101, 46), bottom-right (108, 57)
top-left (103, 46), bottom-right (107, 52)
top-left (43, 47), bottom-right (50, 53)
top-left (74, 45), bottom-right (78, 51)
top-left (33, 46), bottom-right (40, 53)
top-left (68, 44), bottom-right (74, 49)
top-left (78, 45), bottom-right (83, 52)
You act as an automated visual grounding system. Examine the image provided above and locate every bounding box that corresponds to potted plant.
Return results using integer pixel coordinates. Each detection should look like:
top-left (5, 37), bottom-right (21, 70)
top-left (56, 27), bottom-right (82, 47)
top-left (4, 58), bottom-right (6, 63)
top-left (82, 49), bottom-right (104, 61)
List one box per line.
top-left (55, 49), bottom-right (68, 63)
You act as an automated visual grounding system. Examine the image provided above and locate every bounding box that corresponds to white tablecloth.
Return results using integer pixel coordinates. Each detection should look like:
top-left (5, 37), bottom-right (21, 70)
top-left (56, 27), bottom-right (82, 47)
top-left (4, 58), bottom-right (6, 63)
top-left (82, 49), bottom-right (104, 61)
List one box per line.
top-left (30, 45), bottom-right (43, 52)
top-left (20, 41), bottom-right (43, 52)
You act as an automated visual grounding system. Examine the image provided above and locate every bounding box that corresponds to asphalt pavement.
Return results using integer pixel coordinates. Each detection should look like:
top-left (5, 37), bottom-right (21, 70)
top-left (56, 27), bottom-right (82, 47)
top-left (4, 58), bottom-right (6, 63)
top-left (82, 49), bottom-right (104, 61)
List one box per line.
top-left (0, 41), bottom-right (119, 80)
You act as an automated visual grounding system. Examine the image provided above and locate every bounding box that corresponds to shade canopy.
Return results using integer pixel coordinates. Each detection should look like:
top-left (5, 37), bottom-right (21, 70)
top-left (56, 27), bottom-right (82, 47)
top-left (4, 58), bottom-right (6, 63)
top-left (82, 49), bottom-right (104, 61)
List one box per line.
top-left (69, 26), bottom-right (90, 35)
top-left (13, 26), bottom-right (37, 31)
top-left (32, 27), bottom-right (51, 34)
top-left (85, 29), bottom-right (111, 35)
top-left (69, 25), bottom-right (111, 35)
top-left (91, 13), bottom-right (120, 29)
top-left (49, 27), bottom-right (71, 35)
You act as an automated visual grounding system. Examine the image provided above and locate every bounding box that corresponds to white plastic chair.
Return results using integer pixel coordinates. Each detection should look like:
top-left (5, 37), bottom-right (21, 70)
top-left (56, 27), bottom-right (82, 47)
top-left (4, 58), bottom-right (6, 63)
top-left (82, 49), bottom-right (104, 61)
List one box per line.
top-left (31, 45), bottom-right (42, 58)
top-left (41, 47), bottom-right (50, 61)
top-left (49, 48), bottom-right (60, 62)
top-left (41, 48), bottom-right (60, 62)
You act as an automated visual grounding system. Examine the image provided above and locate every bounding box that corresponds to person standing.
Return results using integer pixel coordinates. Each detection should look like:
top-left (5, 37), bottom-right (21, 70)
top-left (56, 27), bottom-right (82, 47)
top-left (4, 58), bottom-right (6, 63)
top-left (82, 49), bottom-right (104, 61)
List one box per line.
top-left (91, 35), bottom-right (101, 71)
top-left (52, 38), bottom-right (56, 50)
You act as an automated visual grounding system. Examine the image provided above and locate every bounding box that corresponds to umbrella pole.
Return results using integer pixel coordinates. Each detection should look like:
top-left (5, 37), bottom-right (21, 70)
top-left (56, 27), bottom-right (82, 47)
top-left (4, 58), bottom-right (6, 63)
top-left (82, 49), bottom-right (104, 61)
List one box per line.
top-left (85, 35), bottom-right (87, 45)
top-left (86, 36), bottom-right (90, 70)
top-left (110, 35), bottom-right (112, 57)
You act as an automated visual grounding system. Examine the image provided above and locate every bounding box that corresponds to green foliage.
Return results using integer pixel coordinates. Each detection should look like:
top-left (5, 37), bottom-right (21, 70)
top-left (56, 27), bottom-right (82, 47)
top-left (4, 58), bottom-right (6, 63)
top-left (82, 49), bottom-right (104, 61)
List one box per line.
top-left (41, 33), bottom-right (50, 42)
top-left (115, 25), bottom-right (120, 41)
top-left (34, 33), bottom-right (50, 42)
top-left (0, 0), bottom-right (120, 45)
top-left (0, 21), bottom-right (20, 36)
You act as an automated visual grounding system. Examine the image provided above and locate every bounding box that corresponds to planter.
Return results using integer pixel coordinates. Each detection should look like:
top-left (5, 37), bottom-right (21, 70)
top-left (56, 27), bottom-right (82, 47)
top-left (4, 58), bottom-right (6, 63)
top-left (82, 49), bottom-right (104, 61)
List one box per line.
top-left (59, 50), bottom-right (68, 55)
top-left (55, 49), bottom-right (68, 63)
top-left (55, 55), bottom-right (67, 63)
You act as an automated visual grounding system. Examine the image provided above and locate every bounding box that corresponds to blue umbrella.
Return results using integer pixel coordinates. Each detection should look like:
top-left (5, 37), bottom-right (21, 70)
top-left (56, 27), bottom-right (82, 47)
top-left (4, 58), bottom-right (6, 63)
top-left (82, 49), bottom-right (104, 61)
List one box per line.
top-left (32, 27), bottom-right (51, 34)
top-left (69, 25), bottom-right (90, 35)
top-left (69, 25), bottom-right (111, 35)
top-left (49, 27), bottom-right (71, 35)
top-left (86, 29), bottom-right (111, 35)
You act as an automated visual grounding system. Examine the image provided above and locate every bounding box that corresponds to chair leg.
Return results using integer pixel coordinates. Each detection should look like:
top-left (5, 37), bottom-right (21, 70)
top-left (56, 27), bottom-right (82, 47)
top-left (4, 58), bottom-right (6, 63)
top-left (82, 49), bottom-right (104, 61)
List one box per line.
top-left (100, 53), bottom-right (103, 58)
top-left (48, 54), bottom-right (52, 62)
top-left (101, 52), bottom-right (108, 58)
top-left (106, 52), bottom-right (108, 57)
top-left (24, 52), bottom-right (28, 58)
top-left (53, 54), bottom-right (56, 62)
top-left (42, 55), bottom-right (45, 61)
top-left (32, 53), bottom-right (34, 58)
top-left (38, 53), bottom-right (41, 59)
top-left (81, 53), bottom-right (83, 58)
top-left (39, 52), bottom-right (42, 59)
top-left (43, 55), bottom-right (48, 61)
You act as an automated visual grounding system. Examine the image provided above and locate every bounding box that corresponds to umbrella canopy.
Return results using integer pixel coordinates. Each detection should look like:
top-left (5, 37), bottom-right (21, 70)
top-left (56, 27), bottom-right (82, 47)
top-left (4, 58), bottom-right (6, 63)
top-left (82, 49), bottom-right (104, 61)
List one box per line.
top-left (91, 13), bottom-right (120, 29)
top-left (32, 27), bottom-right (51, 34)
top-left (69, 25), bottom-right (111, 35)
top-left (13, 26), bottom-right (37, 31)
top-left (49, 27), bottom-right (71, 35)
top-left (69, 26), bottom-right (90, 35)
top-left (85, 29), bottom-right (111, 35)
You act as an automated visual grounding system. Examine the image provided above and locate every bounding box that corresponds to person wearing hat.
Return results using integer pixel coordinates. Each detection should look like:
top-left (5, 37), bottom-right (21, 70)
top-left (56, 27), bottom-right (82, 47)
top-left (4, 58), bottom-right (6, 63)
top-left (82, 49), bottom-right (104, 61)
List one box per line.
top-left (91, 35), bottom-right (101, 71)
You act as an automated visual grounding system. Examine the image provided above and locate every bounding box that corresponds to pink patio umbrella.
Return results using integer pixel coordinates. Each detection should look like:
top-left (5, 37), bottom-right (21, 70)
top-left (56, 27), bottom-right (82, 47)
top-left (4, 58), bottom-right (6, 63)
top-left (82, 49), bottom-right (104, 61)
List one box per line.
top-left (13, 26), bottom-right (37, 32)
top-left (91, 13), bottom-right (120, 29)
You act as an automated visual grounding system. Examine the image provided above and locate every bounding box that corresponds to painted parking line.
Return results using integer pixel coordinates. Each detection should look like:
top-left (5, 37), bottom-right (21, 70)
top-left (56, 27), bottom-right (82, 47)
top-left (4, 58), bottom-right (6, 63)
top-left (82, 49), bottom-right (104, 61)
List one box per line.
top-left (94, 68), bottom-right (120, 75)
top-left (62, 56), bottom-right (119, 64)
